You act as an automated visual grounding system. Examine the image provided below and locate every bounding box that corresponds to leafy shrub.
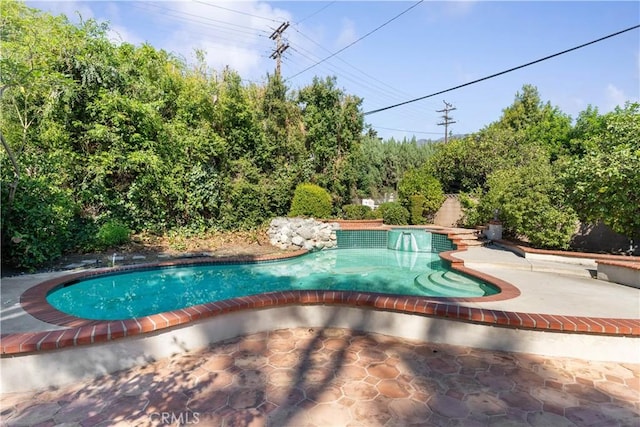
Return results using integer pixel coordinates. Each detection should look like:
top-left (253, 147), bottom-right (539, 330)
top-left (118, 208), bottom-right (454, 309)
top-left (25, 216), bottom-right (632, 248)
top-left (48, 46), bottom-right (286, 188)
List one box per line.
top-left (343, 204), bottom-right (373, 220)
top-left (408, 194), bottom-right (428, 225)
top-left (458, 190), bottom-right (483, 228)
top-left (95, 220), bottom-right (131, 249)
top-left (289, 183), bottom-right (332, 218)
top-left (477, 164), bottom-right (577, 249)
top-left (378, 202), bottom-right (409, 225)
top-left (398, 167), bottom-right (445, 218)
top-left (1, 176), bottom-right (76, 270)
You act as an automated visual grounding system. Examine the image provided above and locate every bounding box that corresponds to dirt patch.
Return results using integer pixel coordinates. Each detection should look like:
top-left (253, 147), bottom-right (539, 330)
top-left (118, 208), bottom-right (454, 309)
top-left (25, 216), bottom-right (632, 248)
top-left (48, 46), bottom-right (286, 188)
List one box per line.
top-left (2, 229), bottom-right (287, 277)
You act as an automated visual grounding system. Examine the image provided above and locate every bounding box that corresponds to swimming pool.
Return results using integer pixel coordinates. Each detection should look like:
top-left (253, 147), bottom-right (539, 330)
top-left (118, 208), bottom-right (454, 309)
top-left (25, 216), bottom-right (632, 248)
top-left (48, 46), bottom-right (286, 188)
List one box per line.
top-left (47, 248), bottom-right (498, 320)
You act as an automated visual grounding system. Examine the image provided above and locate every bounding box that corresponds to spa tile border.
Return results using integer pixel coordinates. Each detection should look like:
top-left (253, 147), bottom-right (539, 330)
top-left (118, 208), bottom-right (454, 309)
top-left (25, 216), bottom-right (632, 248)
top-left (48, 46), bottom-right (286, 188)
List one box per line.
top-left (4, 231), bottom-right (640, 356)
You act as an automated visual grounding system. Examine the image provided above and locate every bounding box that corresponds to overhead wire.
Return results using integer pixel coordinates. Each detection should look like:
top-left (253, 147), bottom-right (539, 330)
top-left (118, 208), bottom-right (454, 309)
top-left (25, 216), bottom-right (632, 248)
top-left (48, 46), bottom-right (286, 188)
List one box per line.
top-left (131, 2), bottom-right (271, 36)
top-left (295, 1), bottom-right (336, 25)
top-left (371, 126), bottom-right (443, 136)
top-left (192, 0), bottom-right (281, 23)
top-left (364, 24), bottom-right (640, 115)
top-left (285, 0), bottom-right (424, 81)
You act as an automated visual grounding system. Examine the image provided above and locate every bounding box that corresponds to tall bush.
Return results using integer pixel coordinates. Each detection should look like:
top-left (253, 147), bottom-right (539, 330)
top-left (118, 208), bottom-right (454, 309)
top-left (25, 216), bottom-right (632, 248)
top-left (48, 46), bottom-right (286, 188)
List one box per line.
top-left (477, 164), bottom-right (577, 249)
top-left (378, 202), bottom-right (409, 225)
top-left (1, 176), bottom-right (76, 270)
top-left (342, 204), bottom-right (374, 220)
top-left (288, 183), bottom-right (332, 218)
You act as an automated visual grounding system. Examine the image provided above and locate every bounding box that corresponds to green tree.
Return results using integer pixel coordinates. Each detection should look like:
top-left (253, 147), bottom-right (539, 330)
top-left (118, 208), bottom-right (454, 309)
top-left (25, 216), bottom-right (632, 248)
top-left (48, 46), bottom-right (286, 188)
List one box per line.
top-left (477, 163), bottom-right (577, 249)
top-left (297, 76), bottom-right (364, 204)
top-left (397, 167), bottom-right (445, 224)
top-left (561, 102), bottom-right (640, 240)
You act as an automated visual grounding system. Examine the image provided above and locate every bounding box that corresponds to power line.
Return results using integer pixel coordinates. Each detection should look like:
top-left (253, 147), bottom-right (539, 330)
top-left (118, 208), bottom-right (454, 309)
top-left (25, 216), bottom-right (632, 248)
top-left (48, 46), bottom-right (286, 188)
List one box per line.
top-left (286, 0), bottom-right (424, 81)
top-left (193, 1), bottom-right (280, 23)
top-left (371, 126), bottom-right (442, 135)
top-left (131, 3), bottom-right (270, 37)
top-left (296, 1), bottom-right (336, 25)
top-left (364, 24), bottom-right (640, 116)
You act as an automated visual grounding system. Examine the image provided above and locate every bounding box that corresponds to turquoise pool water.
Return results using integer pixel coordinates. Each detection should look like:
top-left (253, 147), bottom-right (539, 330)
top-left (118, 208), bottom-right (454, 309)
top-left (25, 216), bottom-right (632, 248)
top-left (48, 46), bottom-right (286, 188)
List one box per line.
top-left (47, 248), bottom-right (498, 320)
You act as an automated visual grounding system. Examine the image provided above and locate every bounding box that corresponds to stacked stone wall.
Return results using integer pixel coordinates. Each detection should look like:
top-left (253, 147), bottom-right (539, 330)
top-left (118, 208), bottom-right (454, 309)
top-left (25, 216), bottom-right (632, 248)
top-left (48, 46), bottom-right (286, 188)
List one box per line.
top-left (268, 217), bottom-right (338, 251)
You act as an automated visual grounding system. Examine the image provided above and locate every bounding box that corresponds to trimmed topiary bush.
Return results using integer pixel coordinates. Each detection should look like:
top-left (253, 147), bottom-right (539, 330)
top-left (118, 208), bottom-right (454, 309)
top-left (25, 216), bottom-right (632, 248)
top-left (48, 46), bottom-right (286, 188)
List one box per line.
top-left (343, 204), bottom-right (373, 220)
top-left (377, 202), bottom-right (409, 225)
top-left (289, 183), bottom-right (332, 218)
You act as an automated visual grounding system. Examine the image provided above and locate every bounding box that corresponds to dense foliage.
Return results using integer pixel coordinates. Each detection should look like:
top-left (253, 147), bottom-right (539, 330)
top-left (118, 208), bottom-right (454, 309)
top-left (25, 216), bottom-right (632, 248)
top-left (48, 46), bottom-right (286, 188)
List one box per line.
top-left (2, 3), bottom-right (638, 268)
top-left (288, 183), bottom-right (333, 219)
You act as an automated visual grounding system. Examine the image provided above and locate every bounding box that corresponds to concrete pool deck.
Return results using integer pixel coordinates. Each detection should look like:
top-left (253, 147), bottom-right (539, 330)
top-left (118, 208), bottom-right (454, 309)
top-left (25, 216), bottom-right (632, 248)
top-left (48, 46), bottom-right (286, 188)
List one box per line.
top-left (1, 244), bottom-right (639, 425)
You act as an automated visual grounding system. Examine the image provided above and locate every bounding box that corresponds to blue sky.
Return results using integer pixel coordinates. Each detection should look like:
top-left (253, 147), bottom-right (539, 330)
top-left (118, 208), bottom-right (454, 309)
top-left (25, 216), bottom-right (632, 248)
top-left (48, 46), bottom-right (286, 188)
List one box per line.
top-left (28, 1), bottom-right (640, 141)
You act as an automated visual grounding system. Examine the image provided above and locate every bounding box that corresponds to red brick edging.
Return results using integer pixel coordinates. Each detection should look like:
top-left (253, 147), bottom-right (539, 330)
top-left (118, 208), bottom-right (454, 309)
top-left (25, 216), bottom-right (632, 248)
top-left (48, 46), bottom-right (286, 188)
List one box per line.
top-left (2, 231), bottom-right (639, 356)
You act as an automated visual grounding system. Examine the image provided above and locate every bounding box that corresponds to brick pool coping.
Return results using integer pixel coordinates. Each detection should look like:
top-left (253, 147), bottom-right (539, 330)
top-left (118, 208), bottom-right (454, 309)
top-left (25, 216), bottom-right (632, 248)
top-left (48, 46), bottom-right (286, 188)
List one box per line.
top-left (2, 230), bottom-right (639, 356)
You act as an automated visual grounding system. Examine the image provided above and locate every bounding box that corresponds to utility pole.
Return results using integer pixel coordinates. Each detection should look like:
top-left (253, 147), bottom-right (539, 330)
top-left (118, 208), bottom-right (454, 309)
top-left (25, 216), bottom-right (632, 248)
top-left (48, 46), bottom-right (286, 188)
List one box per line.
top-left (269, 22), bottom-right (290, 76)
top-left (437, 100), bottom-right (457, 143)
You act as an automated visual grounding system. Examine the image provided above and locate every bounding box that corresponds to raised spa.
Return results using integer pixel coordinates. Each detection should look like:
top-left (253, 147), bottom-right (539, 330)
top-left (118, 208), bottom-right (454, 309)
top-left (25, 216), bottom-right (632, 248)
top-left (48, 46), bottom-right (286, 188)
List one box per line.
top-left (47, 230), bottom-right (498, 320)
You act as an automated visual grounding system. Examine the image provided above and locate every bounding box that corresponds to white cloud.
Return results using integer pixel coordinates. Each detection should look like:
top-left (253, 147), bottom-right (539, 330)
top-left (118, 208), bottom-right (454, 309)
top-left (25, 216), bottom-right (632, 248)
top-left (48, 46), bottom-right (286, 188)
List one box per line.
top-left (335, 18), bottom-right (358, 48)
top-left (605, 83), bottom-right (628, 110)
top-left (28, 0), bottom-right (94, 23)
top-left (440, 0), bottom-right (477, 18)
top-left (107, 24), bottom-right (143, 46)
top-left (163, 1), bottom-right (292, 78)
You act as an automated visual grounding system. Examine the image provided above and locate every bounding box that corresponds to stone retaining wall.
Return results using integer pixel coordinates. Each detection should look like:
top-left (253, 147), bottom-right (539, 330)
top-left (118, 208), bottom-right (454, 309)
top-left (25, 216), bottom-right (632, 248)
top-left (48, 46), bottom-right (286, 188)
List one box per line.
top-left (268, 217), bottom-right (339, 250)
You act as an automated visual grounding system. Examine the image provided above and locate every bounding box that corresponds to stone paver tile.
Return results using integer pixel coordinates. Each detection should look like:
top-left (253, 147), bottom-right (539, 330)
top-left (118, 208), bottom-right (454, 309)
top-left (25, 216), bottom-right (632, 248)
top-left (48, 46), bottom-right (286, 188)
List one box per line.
top-left (306, 401), bottom-right (352, 426)
top-left (465, 392), bottom-right (508, 417)
top-left (350, 399), bottom-right (393, 425)
top-left (222, 408), bottom-right (266, 427)
top-left (410, 374), bottom-right (447, 396)
top-left (564, 405), bottom-right (622, 426)
top-left (268, 351), bottom-right (300, 369)
top-left (387, 398), bottom-right (431, 424)
top-left (265, 405), bottom-right (309, 427)
top-left (377, 379), bottom-right (410, 398)
top-left (202, 354), bottom-right (234, 371)
top-left (340, 364), bottom-right (368, 381)
top-left (428, 394), bottom-right (470, 418)
top-left (187, 388), bottom-right (229, 412)
top-left (564, 382), bottom-right (612, 404)
top-left (267, 368), bottom-right (296, 388)
top-left (498, 390), bottom-right (543, 412)
top-left (532, 386), bottom-right (582, 415)
top-left (4, 402), bottom-right (60, 427)
top-left (597, 403), bottom-right (640, 425)
top-left (357, 348), bottom-right (388, 364)
top-left (323, 337), bottom-right (350, 351)
top-left (526, 411), bottom-right (577, 427)
top-left (308, 384), bottom-right (343, 403)
top-left (233, 352), bottom-right (268, 369)
top-left (476, 371), bottom-right (516, 391)
top-left (428, 356), bottom-right (461, 375)
top-left (300, 367), bottom-right (333, 385)
top-left (595, 379), bottom-right (640, 403)
top-left (228, 388), bottom-right (265, 410)
top-left (234, 369), bottom-right (266, 388)
top-left (101, 396), bottom-right (149, 422)
top-left (341, 381), bottom-right (379, 401)
top-left (4, 328), bottom-right (640, 427)
top-left (266, 385), bottom-right (305, 407)
top-left (366, 363), bottom-right (399, 380)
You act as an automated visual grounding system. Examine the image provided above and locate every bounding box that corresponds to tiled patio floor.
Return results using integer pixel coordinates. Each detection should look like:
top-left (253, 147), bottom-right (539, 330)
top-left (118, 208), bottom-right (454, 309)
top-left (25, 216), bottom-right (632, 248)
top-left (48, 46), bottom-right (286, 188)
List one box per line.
top-left (2, 327), bottom-right (639, 426)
